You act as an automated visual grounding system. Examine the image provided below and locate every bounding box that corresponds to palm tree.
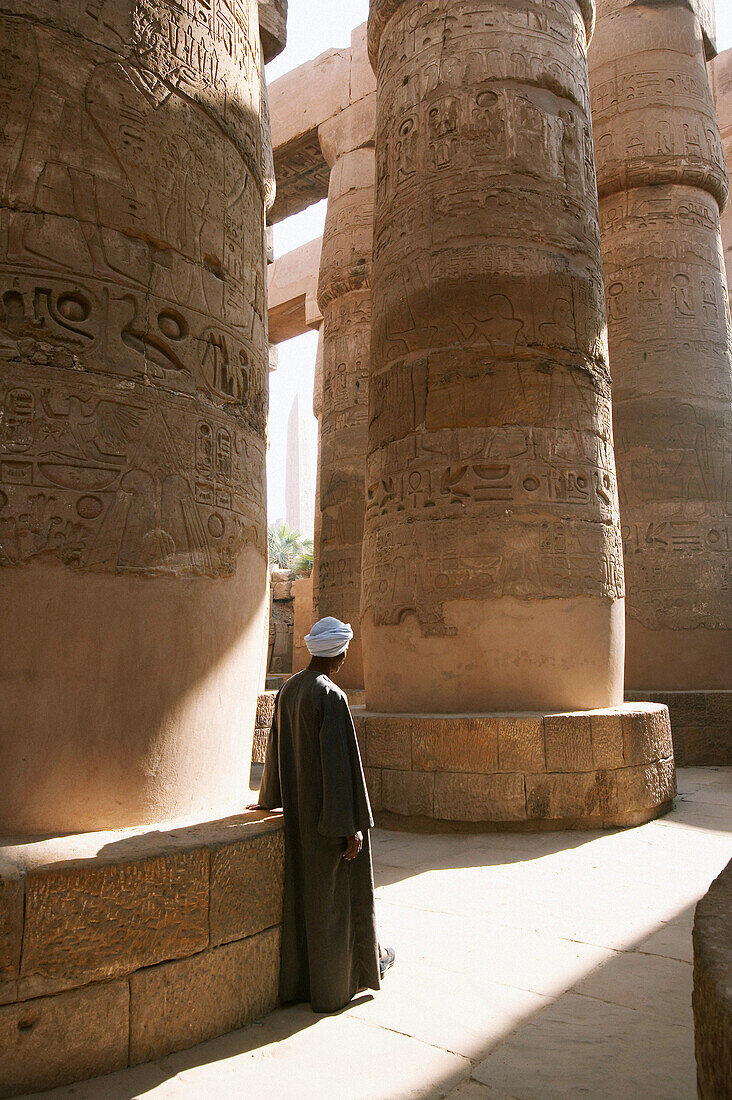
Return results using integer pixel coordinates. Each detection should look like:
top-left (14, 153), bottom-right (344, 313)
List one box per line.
top-left (268, 523), bottom-right (313, 571)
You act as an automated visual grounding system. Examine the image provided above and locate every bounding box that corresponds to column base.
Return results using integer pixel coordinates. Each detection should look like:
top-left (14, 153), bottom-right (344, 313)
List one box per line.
top-left (0, 812), bottom-right (284, 1097)
top-left (625, 691), bottom-right (732, 767)
top-left (353, 704), bottom-right (675, 831)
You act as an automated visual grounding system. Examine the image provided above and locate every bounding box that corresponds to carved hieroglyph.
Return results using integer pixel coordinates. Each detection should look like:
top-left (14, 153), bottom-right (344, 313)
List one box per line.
top-left (315, 136), bottom-right (375, 689)
top-left (0, 0), bottom-right (271, 832)
top-left (363, 0), bottom-right (625, 713)
top-left (590, 1), bottom-right (732, 691)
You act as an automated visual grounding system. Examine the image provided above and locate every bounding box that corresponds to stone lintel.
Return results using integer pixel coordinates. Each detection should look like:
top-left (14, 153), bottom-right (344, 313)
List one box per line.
top-left (269, 23), bottom-right (375, 222)
top-left (353, 705), bottom-right (675, 829)
top-left (258, 0), bottom-right (288, 64)
top-left (267, 237), bottom-right (323, 344)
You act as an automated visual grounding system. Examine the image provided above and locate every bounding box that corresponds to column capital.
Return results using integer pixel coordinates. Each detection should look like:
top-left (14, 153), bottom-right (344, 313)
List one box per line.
top-left (368, 0), bottom-right (596, 70)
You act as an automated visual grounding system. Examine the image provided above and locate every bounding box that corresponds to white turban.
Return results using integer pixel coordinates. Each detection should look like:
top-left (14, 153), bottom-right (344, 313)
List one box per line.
top-left (304, 617), bottom-right (353, 657)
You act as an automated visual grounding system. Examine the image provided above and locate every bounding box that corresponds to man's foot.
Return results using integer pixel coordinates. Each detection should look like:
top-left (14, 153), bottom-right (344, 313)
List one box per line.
top-left (380, 947), bottom-right (395, 978)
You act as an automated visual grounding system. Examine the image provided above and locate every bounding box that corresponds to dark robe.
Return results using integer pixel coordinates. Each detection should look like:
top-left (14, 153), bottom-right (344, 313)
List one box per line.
top-left (258, 669), bottom-right (381, 1012)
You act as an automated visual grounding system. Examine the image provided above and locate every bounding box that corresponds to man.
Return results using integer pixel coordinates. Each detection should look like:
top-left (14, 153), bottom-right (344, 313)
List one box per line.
top-left (251, 616), bottom-right (394, 1013)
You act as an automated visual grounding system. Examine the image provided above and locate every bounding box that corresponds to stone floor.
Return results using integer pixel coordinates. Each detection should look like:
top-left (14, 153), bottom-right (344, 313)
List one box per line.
top-left (25, 767), bottom-right (732, 1100)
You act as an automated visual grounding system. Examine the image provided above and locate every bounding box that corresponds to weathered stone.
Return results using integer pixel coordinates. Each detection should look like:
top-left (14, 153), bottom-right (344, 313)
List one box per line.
top-left (710, 48), bottom-right (732, 291)
top-left (363, 767), bottom-right (383, 811)
top-left (621, 706), bottom-right (673, 766)
top-left (0, 0), bottom-right (270, 834)
top-left (543, 715), bottom-right (594, 773)
top-left (256, 691), bottom-right (277, 729)
top-left (0, 864), bottom-right (22, 986)
top-left (434, 773), bottom-right (526, 823)
top-left (129, 927), bottom-right (280, 1065)
top-left (693, 858), bottom-right (732, 1099)
top-left (381, 770), bottom-right (435, 818)
top-left (363, 0), bottom-right (625, 715)
top-left (364, 717), bottom-right (412, 770)
top-left (590, 711), bottom-right (624, 769)
top-left (683, 728), bottom-right (732, 767)
top-left (258, 0), bottom-right (288, 64)
top-left (526, 771), bottom-right (618, 822)
top-left (210, 832), bottom-right (284, 946)
top-left (497, 717), bottom-right (546, 774)
top-left (412, 718), bottom-right (498, 774)
top-left (615, 759), bottom-right (676, 815)
top-left (0, 980), bottom-right (129, 1097)
top-left (590, 1), bottom-right (732, 694)
top-left (20, 850), bottom-right (209, 998)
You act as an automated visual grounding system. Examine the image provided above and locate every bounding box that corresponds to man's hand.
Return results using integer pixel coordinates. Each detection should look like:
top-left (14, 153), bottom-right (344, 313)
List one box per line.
top-left (343, 832), bottom-right (363, 861)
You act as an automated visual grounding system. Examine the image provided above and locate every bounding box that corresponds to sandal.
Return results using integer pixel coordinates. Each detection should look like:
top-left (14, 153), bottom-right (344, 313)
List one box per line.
top-left (380, 946), bottom-right (395, 978)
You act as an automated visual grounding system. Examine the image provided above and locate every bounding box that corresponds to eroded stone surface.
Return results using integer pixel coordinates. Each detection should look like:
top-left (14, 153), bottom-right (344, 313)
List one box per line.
top-left (210, 831), bottom-right (284, 946)
top-left (20, 850), bottom-right (209, 998)
top-left (363, 0), bottom-right (625, 714)
top-left (129, 926), bottom-right (280, 1065)
top-left (0, 980), bottom-right (129, 1097)
top-left (0, 864), bottom-right (22, 986)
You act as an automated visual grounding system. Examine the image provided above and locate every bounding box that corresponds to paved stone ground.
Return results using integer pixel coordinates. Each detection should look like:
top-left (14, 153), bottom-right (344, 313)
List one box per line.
top-left (27, 767), bottom-right (731, 1100)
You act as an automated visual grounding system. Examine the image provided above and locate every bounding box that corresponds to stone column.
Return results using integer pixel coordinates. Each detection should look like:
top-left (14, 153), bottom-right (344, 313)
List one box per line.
top-left (711, 49), bottom-right (732, 323)
top-left (589, 3), bottom-right (732, 704)
top-left (358, 0), bottom-right (674, 828)
top-left (0, 0), bottom-right (271, 833)
top-left (314, 102), bottom-right (376, 689)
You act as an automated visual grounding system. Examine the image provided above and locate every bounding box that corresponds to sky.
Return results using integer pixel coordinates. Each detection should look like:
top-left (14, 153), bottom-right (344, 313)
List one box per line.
top-left (263, 0), bottom-right (732, 535)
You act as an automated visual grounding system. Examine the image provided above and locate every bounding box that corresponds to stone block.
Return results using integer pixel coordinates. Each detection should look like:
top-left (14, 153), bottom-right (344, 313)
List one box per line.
top-left (364, 767), bottom-right (383, 812)
top-left (364, 718), bottom-right (412, 770)
top-left (616, 759), bottom-right (676, 815)
top-left (591, 712), bottom-right (624, 769)
top-left (664, 692), bottom-right (708, 727)
top-left (272, 581), bottom-right (293, 601)
top-left (0, 980), bottom-right (129, 1097)
top-left (353, 714), bottom-right (368, 760)
top-left (705, 692), bottom-right (732, 726)
top-left (526, 771), bottom-right (617, 822)
top-left (20, 849), bottom-right (209, 998)
top-left (412, 718), bottom-right (498, 773)
top-left (683, 728), bottom-right (732, 767)
top-left (497, 716), bottom-right (545, 773)
top-left (252, 726), bottom-right (270, 764)
top-left (381, 770), bottom-right (434, 818)
top-left (256, 691), bottom-right (276, 728)
top-left (129, 927), bottom-right (280, 1065)
top-left (0, 864), bottom-right (22, 983)
top-left (543, 715), bottom-right (594, 772)
top-left (433, 773), bottom-right (526, 823)
top-left (622, 706), bottom-right (672, 766)
top-left (210, 832), bottom-right (284, 947)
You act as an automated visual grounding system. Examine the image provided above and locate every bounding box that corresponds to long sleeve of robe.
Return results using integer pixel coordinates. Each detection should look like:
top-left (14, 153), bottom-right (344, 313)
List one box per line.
top-left (258, 670), bottom-right (380, 1012)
